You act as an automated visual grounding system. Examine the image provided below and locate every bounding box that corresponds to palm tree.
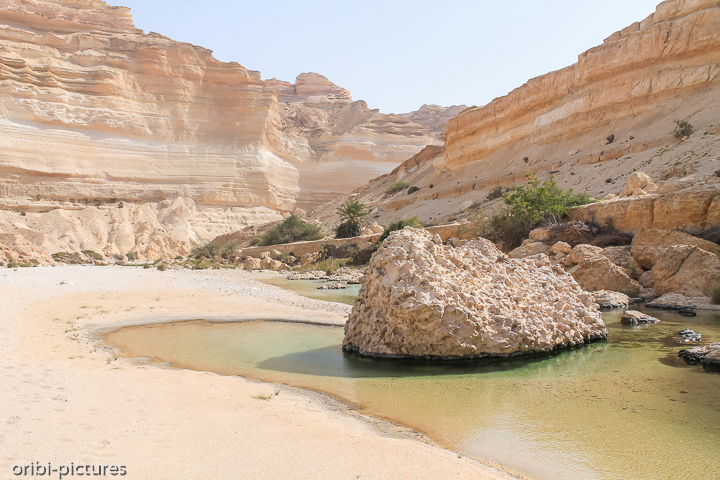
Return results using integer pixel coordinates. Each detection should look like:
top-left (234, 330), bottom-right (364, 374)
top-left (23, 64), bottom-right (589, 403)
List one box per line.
top-left (335, 200), bottom-right (369, 238)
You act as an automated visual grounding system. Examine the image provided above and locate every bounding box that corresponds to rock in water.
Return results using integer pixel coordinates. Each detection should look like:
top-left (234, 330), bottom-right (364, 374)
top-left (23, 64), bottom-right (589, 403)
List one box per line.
top-left (620, 310), bottom-right (660, 325)
top-left (679, 343), bottom-right (720, 372)
top-left (343, 228), bottom-right (607, 359)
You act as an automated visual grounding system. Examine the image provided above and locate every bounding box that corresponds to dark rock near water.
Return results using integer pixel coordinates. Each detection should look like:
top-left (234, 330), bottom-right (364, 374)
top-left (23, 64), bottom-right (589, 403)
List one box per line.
top-left (677, 329), bottom-right (702, 342)
top-left (677, 308), bottom-right (697, 317)
top-left (621, 310), bottom-right (660, 325)
top-left (679, 343), bottom-right (720, 372)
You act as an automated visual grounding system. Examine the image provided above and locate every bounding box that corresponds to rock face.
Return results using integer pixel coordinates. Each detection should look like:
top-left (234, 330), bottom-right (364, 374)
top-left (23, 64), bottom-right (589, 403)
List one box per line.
top-left (343, 228), bottom-right (607, 359)
top-left (265, 74), bottom-right (455, 210)
top-left (308, 0), bottom-right (720, 229)
top-left (0, 0), bottom-right (305, 214)
top-left (0, 196), bottom-right (275, 264)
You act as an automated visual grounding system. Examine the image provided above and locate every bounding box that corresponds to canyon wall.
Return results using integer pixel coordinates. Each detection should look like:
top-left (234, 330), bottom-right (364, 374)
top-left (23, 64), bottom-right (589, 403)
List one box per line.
top-left (265, 73), bottom-right (461, 210)
top-left (0, 0), bottom-right (306, 217)
top-left (309, 0), bottom-right (720, 230)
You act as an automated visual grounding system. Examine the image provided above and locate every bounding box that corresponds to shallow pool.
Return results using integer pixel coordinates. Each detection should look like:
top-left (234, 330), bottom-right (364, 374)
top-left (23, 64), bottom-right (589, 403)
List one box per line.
top-left (261, 277), bottom-right (361, 305)
top-left (105, 308), bottom-right (720, 480)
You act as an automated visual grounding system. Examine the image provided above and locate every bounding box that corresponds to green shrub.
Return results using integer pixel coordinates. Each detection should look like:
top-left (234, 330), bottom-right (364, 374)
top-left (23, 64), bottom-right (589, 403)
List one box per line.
top-left (7, 260), bottom-right (18, 268)
top-left (473, 173), bottom-right (596, 250)
top-left (486, 185), bottom-right (505, 200)
top-left (52, 252), bottom-right (85, 264)
top-left (191, 239), bottom-right (240, 260)
top-left (256, 215), bottom-right (324, 246)
top-left (408, 186), bottom-right (420, 194)
top-left (126, 252), bottom-right (137, 261)
top-left (156, 262), bottom-right (167, 271)
top-left (386, 181), bottom-right (409, 194)
top-left (81, 250), bottom-right (103, 261)
top-left (335, 200), bottom-right (369, 239)
top-left (674, 119), bottom-right (694, 139)
top-left (335, 220), bottom-right (361, 239)
top-left (378, 215), bottom-right (423, 243)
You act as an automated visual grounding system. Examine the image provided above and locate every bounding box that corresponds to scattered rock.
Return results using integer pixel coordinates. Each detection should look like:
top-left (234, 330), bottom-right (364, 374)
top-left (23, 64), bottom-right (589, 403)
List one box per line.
top-left (678, 308), bottom-right (697, 317)
top-left (287, 270), bottom-right (327, 280)
top-left (646, 293), bottom-right (712, 309)
top-left (590, 290), bottom-right (630, 309)
top-left (318, 282), bottom-right (347, 290)
top-left (677, 329), bottom-right (702, 343)
top-left (620, 310), bottom-right (660, 325)
top-left (679, 343), bottom-right (720, 371)
top-left (550, 241), bottom-right (572, 255)
top-left (343, 228), bottom-right (606, 359)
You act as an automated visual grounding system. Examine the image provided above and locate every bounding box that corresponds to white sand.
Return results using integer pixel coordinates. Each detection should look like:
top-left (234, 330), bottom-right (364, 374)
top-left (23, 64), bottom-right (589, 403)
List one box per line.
top-left (0, 266), bottom-right (527, 480)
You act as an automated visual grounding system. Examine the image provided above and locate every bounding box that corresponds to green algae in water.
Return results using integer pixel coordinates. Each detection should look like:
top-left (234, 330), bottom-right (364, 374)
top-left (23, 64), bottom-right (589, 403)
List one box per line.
top-left (105, 308), bottom-right (720, 480)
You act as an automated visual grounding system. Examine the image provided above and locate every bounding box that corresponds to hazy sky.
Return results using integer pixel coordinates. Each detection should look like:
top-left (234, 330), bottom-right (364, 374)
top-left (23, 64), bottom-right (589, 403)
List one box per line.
top-left (118, 0), bottom-right (662, 114)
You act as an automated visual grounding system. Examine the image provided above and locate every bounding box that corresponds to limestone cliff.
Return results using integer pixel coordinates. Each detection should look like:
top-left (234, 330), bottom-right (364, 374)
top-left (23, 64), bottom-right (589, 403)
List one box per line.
top-left (265, 74), bottom-right (459, 210)
top-left (308, 0), bottom-right (720, 229)
top-left (0, 0), bottom-right (309, 216)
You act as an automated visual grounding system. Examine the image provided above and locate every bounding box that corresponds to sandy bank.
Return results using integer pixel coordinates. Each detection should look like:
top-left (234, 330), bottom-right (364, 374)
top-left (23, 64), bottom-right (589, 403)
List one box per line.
top-left (0, 266), bottom-right (528, 480)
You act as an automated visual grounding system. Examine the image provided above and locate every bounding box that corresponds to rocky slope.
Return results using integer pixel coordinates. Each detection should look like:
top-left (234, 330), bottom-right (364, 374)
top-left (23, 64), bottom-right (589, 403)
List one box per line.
top-left (265, 74), bottom-right (464, 210)
top-left (309, 0), bottom-right (720, 228)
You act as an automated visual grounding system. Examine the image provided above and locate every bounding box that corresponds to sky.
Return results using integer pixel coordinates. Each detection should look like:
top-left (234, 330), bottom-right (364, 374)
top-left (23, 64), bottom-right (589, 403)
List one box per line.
top-left (117, 0), bottom-right (662, 114)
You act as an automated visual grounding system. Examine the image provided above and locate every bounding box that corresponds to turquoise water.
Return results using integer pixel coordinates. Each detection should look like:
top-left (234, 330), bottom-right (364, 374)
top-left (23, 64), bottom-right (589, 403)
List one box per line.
top-left (106, 307), bottom-right (720, 480)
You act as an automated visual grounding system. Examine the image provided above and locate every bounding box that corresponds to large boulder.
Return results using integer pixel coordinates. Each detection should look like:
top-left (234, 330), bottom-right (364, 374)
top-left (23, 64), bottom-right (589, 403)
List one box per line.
top-left (564, 244), bottom-right (604, 267)
top-left (631, 228), bottom-right (720, 270)
top-left (619, 171), bottom-right (656, 198)
top-left (244, 257), bottom-right (261, 271)
top-left (632, 229), bottom-right (720, 298)
top-left (343, 228), bottom-right (607, 359)
top-left (568, 256), bottom-right (642, 297)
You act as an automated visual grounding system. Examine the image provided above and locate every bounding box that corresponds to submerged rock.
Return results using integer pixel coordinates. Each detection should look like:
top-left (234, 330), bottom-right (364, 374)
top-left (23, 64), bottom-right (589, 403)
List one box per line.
top-left (677, 329), bottom-right (702, 343)
top-left (343, 228), bottom-right (607, 359)
top-left (679, 343), bottom-right (720, 372)
top-left (620, 310), bottom-right (660, 325)
top-left (318, 282), bottom-right (347, 290)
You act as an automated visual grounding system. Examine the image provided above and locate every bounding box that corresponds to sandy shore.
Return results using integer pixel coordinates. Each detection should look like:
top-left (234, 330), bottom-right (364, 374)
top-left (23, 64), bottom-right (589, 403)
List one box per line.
top-left (0, 265), bottom-right (527, 480)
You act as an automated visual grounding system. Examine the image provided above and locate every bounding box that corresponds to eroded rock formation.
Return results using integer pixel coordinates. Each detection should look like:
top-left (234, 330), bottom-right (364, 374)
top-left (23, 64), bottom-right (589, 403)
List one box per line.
top-left (265, 74), bottom-right (459, 210)
top-left (343, 228), bottom-right (607, 359)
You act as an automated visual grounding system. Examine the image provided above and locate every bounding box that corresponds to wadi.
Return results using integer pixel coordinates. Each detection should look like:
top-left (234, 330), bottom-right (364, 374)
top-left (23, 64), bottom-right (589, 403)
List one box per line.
top-left (1, 1), bottom-right (719, 479)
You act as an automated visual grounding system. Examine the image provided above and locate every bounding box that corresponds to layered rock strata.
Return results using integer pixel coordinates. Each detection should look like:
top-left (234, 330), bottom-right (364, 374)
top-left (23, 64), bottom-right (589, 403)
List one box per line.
top-left (343, 228), bottom-right (607, 359)
top-left (0, 0), bottom-right (305, 212)
top-left (309, 0), bottom-right (720, 229)
top-left (265, 74), bottom-right (458, 210)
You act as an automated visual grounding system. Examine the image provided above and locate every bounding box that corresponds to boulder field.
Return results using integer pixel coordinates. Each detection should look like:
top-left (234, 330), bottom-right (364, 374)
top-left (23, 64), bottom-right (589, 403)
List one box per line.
top-left (343, 228), bottom-right (607, 359)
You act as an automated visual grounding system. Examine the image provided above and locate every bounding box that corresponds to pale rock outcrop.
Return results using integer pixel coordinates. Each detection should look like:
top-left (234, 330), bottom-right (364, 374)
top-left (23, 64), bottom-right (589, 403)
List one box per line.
top-left (260, 257), bottom-right (283, 270)
top-left (568, 256), bottom-right (642, 297)
top-left (619, 172), bottom-right (657, 197)
top-left (343, 228), bottom-right (606, 359)
top-left (639, 270), bottom-right (655, 288)
top-left (621, 310), bottom-right (660, 325)
top-left (651, 247), bottom-right (720, 297)
top-left (0, 197), bottom-right (273, 263)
